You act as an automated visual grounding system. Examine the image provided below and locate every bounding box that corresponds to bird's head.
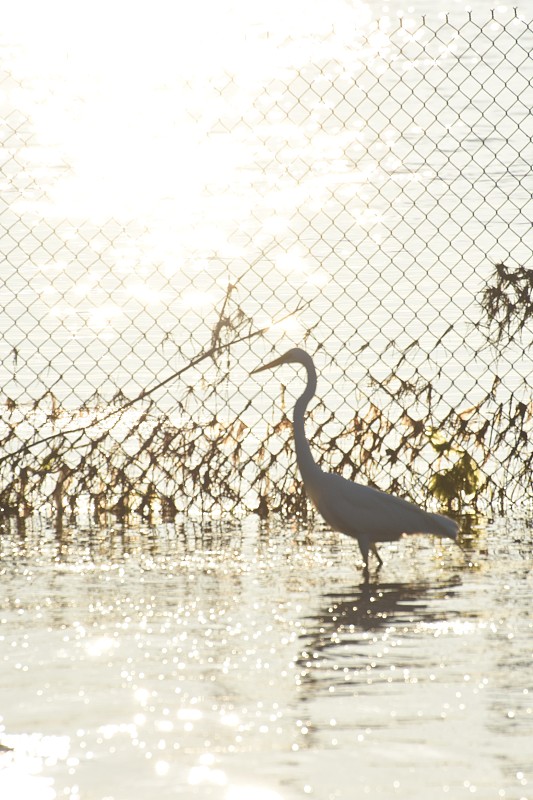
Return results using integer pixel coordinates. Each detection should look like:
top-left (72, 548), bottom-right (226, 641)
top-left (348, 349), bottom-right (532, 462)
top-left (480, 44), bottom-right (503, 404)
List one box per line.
top-left (250, 347), bottom-right (312, 374)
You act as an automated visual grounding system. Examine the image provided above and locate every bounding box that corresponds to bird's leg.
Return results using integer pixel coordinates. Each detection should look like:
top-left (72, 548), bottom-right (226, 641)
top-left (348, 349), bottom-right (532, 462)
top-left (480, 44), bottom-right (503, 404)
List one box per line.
top-left (358, 540), bottom-right (370, 572)
top-left (370, 543), bottom-right (383, 568)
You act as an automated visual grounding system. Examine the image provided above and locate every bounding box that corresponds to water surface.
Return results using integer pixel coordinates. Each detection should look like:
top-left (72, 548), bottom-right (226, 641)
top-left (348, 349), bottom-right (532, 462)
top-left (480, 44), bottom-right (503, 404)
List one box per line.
top-left (1, 516), bottom-right (531, 799)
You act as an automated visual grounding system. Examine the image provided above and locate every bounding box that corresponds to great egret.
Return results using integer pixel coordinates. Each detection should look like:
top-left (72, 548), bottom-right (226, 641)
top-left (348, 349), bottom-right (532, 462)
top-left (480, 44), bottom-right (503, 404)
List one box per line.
top-left (252, 348), bottom-right (459, 570)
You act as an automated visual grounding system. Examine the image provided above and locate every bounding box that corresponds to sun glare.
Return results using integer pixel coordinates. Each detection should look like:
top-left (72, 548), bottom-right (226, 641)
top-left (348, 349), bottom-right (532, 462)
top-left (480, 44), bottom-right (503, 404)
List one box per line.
top-left (4, 0), bottom-right (372, 224)
top-left (2, 0), bottom-right (375, 337)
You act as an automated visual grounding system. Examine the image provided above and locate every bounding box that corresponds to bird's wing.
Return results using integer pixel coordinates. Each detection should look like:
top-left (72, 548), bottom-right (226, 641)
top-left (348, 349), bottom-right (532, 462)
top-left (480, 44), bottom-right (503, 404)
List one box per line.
top-left (313, 472), bottom-right (458, 542)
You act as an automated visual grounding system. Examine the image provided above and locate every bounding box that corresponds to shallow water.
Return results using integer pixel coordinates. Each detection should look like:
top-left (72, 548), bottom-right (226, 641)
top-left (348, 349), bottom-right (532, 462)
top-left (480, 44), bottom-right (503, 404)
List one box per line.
top-left (0, 515), bottom-right (531, 800)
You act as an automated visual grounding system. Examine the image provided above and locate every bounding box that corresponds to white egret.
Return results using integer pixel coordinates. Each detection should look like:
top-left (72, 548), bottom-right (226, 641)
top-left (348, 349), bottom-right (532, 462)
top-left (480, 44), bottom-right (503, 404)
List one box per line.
top-left (252, 348), bottom-right (459, 570)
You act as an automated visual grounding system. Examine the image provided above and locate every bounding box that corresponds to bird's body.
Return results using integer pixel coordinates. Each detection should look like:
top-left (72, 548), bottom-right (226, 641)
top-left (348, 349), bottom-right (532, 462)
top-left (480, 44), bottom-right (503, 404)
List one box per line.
top-left (252, 347), bottom-right (459, 570)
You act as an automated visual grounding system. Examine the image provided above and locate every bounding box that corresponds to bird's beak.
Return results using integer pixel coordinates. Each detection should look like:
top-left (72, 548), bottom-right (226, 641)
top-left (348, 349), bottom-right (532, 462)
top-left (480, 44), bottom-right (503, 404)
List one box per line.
top-left (250, 354), bottom-right (285, 374)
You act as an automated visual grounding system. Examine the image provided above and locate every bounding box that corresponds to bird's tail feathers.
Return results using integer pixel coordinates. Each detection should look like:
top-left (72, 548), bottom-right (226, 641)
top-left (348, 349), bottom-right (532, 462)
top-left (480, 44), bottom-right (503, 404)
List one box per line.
top-left (430, 512), bottom-right (460, 540)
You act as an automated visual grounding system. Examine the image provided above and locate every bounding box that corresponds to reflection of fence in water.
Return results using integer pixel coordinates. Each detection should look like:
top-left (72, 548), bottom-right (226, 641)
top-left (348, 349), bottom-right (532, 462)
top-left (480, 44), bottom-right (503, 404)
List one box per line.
top-left (0, 10), bottom-right (532, 516)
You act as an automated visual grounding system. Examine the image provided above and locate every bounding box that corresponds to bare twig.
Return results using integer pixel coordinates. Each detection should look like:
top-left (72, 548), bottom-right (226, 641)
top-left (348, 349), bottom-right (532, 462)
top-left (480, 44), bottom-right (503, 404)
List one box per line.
top-left (0, 300), bottom-right (307, 465)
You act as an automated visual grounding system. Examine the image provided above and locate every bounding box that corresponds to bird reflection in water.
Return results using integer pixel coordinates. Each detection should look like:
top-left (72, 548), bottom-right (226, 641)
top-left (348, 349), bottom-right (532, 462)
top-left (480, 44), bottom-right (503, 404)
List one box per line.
top-left (296, 576), bottom-right (463, 697)
top-left (315, 578), bottom-right (461, 634)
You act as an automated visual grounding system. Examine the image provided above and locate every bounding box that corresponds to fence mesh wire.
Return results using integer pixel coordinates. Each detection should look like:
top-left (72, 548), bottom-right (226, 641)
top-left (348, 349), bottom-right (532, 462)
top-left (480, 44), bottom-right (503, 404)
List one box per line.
top-left (1, 9), bottom-right (532, 520)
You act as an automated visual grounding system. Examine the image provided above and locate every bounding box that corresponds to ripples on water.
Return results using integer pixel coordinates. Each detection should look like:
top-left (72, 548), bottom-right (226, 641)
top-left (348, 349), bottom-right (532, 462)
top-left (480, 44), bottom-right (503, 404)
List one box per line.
top-left (0, 515), bottom-right (531, 800)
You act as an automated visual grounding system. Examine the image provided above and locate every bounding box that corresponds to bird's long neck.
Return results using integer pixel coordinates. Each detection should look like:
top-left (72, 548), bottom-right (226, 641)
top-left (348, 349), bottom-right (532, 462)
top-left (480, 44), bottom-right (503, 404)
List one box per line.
top-left (293, 357), bottom-right (321, 482)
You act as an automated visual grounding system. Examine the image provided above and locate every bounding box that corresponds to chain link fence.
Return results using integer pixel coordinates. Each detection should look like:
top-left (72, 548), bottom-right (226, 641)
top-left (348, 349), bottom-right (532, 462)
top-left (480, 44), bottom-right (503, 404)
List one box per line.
top-left (1, 8), bottom-right (532, 520)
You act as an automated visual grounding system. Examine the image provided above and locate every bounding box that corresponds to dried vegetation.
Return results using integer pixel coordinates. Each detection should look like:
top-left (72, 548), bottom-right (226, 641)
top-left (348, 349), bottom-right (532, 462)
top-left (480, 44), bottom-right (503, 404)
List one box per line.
top-left (1, 263), bottom-right (532, 524)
